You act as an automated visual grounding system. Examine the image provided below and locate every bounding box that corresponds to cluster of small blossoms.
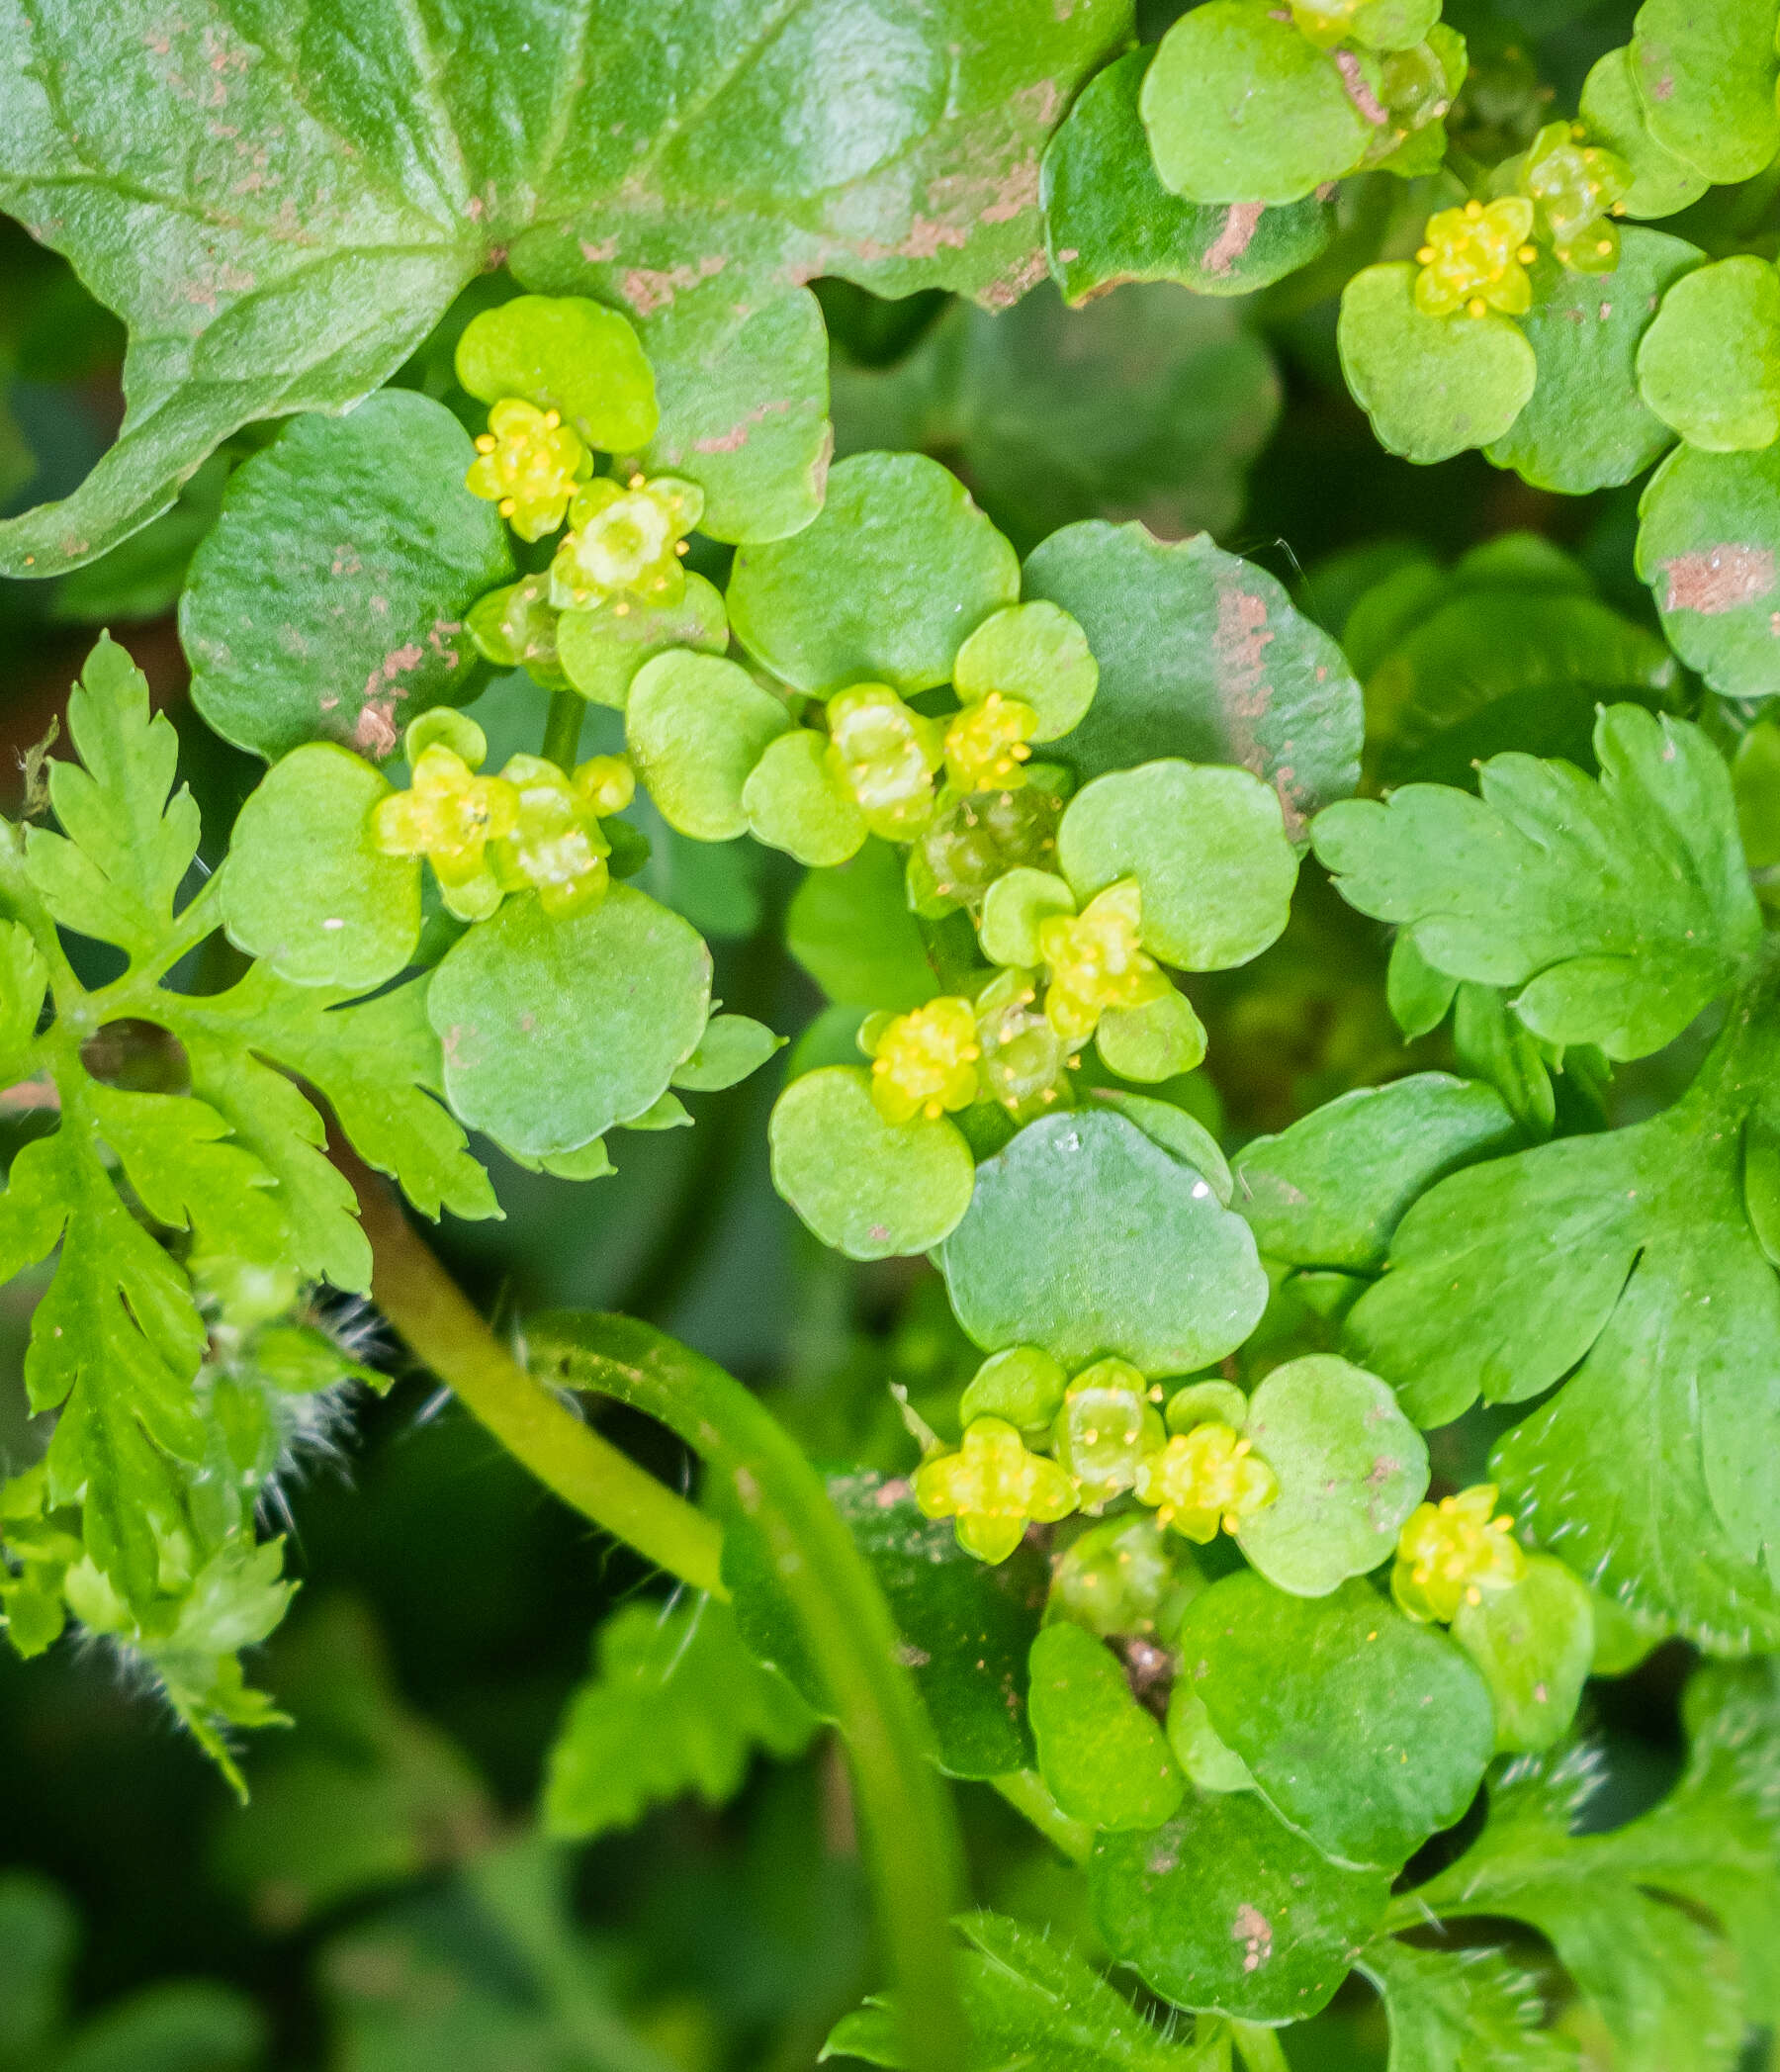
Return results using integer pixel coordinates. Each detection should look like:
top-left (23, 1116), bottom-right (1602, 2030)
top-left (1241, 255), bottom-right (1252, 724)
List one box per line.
top-left (1390, 1483), bottom-right (1527, 1623)
top-left (371, 711), bottom-right (634, 922)
top-left (466, 400), bottom-right (592, 541)
top-left (913, 1351), bottom-right (1280, 1566)
top-left (1415, 122), bottom-right (1632, 320)
top-left (1036, 879), bottom-right (1170, 1042)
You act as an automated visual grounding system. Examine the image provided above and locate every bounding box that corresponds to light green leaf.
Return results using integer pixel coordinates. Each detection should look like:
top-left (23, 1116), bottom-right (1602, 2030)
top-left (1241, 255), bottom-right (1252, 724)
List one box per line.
top-left (87, 1081), bottom-right (284, 1265)
top-left (786, 839), bottom-right (939, 1011)
top-left (427, 884), bottom-right (711, 1157)
top-left (453, 293), bottom-right (658, 451)
top-left (1092, 1791), bottom-right (1391, 2022)
top-left (1058, 760), bottom-right (1298, 970)
top-left (744, 729), bottom-right (870, 865)
top-left (1637, 438), bottom-right (1780, 698)
top-left (1139, 2), bottom-right (1372, 205)
top-left (1234, 1073), bottom-right (1520, 1271)
top-left (1579, 46), bottom-right (1710, 219)
top-left (768, 1065), bottom-right (974, 1261)
top-left (1023, 523), bottom-right (1362, 840)
top-left (1313, 706), bottom-right (1760, 1060)
top-left (626, 651), bottom-right (791, 841)
top-left (221, 743), bottom-right (419, 989)
top-left (1094, 988), bottom-right (1207, 1083)
top-left (671, 1014), bottom-right (783, 1093)
top-left (182, 392), bottom-right (513, 763)
top-left (543, 1594), bottom-right (816, 1841)
top-left (1637, 255), bottom-right (1780, 452)
top-left (1359, 1941), bottom-right (1575, 2072)
top-left (954, 603), bottom-right (1098, 742)
top-left (1630, 0), bottom-right (1780, 185)
top-left (1453, 1554), bottom-right (1595, 1755)
top-left (1027, 1622), bottom-right (1184, 1832)
top-left (556, 575), bottom-right (728, 710)
top-left (1179, 1573), bottom-right (1495, 1869)
top-left (1082, 1090), bottom-right (1230, 1203)
top-left (24, 635), bottom-right (201, 963)
top-left (729, 452), bottom-right (1020, 696)
top-left (1340, 266), bottom-right (1537, 467)
top-left (980, 866), bottom-right (1076, 969)
top-left (1042, 49), bottom-right (1335, 304)
top-left (941, 1109), bottom-right (1268, 1376)
top-left (1237, 1357), bottom-right (1430, 1598)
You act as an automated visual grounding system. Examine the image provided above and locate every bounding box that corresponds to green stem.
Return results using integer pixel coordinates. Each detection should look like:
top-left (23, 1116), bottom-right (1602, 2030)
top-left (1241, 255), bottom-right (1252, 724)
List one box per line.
top-left (347, 1163), bottom-right (726, 1598)
top-left (991, 1769), bottom-right (1093, 1864)
top-left (542, 686), bottom-right (584, 773)
top-left (1231, 2023), bottom-right (1291, 2072)
top-left (527, 1310), bottom-right (969, 2072)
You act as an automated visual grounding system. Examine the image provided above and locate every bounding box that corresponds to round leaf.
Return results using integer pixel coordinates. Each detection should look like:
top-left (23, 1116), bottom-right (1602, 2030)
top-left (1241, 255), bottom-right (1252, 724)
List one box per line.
top-left (557, 576), bottom-right (729, 709)
top-left (979, 867), bottom-right (1076, 969)
top-left (1630, 0), bottom-right (1780, 186)
top-left (627, 652), bottom-right (791, 841)
top-left (455, 294), bottom-right (659, 451)
top-left (743, 730), bottom-right (868, 865)
top-left (1027, 1623), bottom-right (1184, 1832)
top-left (1043, 49), bottom-right (1335, 304)
top-left (1094, 987), bottom-right (1207, 1083)
top-left (1179, 1573), bottom-right (1496, 1869)
top-left (768, 1066), bottom-right (974, 1261)
top-left (1091, 1793), bottom-right (1390, 2023)
top-left (1637, 440), bottom-right (1780, 699)
top-left (184, 392), bottom-right (514, 763)
top-left (1339, 264), bottom-right (1537, 467)
top-left (1579, 47), bottom-right (1710, 219)
top-left (1022, 522), bottom-right (1362, 840)
top-left (428, 884), bottom-right (711, 1157)
top-left (1638, 256), bottom-right (1780, 452)
top-left (1139, 3), bottom-right (1372, 206)
top-left (1452, 1553), bottom-right (1595, 1754)
top-left (940, 1109), bottom-right (1268, 1375)
top-left (953, 602), bottom-right (1097, 741)
top-left (728, 452), bottom-right (1020, 695)
top-left (1486, 230), bottom-right (1701, 495)
top-left (1235, 1357), bottom-right (1430, 1598)
top-left (221, 745), bottom-right (419, 990)
top-left (1058, 761), bottom-right (1298, 970)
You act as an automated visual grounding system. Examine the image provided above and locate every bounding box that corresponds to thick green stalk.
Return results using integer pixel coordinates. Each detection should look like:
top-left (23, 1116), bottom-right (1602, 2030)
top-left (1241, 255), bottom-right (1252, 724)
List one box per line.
top-left (526, 1309), bottom-right (969, 2072)
top-left (542, 686), bottom-right (584, 773)
top-left (348, 1167), bottom-right (725, 1598)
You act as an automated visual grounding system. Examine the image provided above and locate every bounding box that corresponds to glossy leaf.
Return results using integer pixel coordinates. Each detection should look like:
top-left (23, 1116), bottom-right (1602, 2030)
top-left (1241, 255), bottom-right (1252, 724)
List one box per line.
top-left (1452, 1553), bottom-right (1595, 1755)
top-left (626, 652), bottom-right (791, 841)
top-left (1637, 256), bottom-right (1780, 453)
top-left (1580, 46), bottom-right (1710, 219)
top-left (1638, 439), bottom-right (1780, 699)
top-left (1630, 0), bottom-right (1780, 185)
top-left (786, 839), bottom-right (939, 1011)
top-left (557, 576), bottom-right (729, 710)
top-left (1340, 266), bottom-right (1537, 467)
top-left (1027, 1622), bottom-right (1184, 1831)
top-left (670, 1014), bottom-right (784, 1094)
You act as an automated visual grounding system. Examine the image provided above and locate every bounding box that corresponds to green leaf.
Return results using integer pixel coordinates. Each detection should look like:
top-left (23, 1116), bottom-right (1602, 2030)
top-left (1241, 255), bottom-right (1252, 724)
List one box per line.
top-left (1236, 1357), bottom-right (1430, 1598)
top-left (1027, 1622), bottom-right (1184, 1831)
top-left (744, 730), bottom-right (871, 866)
top-left (786, 839), bottom-right (940, 1011)
top-left (220, 743), bottom-right (420, 990)
top-left (1233, 1073), bottom-right (1521, 1271)
top-left (52, 1984), bottom-right (265, 2072)
top-left (1637, 438), bottom-right (1780, 699)
top-left (1180, 1574), bottom-right (1495, 1870)
top-left (557, 575), bottom-right (728, 709)
top-left (940, 1109), bottom-right (1268, 1376)
top-left (1023, 522), bottom-right (1363, 840)
top-left (1486, 231), bottom-right (1701, 495)
top-left (1579, 46), bottom-right (1710, 219)
top-left (1313, 706), bottom-right (1760, 1060)
top-left (0, 0), bottom-right (1123, 576)
top-left (1041, 49), bottom-right (1335, 305)
top-left (825, 1910), bottom-right (1226, 2071)
top-left (427, 884), bottom-right (711, 1158)
top-left (24, 635), bottom-right (201, 964)
top-left (0, 1871), bottom-right (75, 2062)
top-left (453, 293), bottom-right (658, 450)
top-left (544, 1594), bottom-right (815, 1841)
top-left (768, 1066), bottom-right (974, 1261)
top-left (1637, 255), bottom-right (1780, 452)
top-left (1358, 1941), bottom-right (1575, 2072)
top-left (670, 1014), bottom-right (784, 1093)
top-left (1452, 1554), bottom-right (1596, 1755)
top-left (1057, 761), bottom-right (1298, 970)
top-left (1083, 1090), bottom-right (1231, 1203)
top-left (626, 651), bottom-right (791, 842)
top-left (954, 603), bottom-right (1099, 742)
top-left (830, 281), bottom-right (1281, 556)
top-left (1094, 988), bottom-right (1208, 1083)
top-left (182, 392), bottom-right (513, 763)
top-left (1630, 0), bottom-right (1780, 185)
top-left (1140, 2), bottom-right (1372, 206)
top-left (1340, 266), bottom-right (1537, 467)
top-left (729, 452), bottom-right (1020, 696)
top-left (1092, 1791), bottom-right (1392, 2022)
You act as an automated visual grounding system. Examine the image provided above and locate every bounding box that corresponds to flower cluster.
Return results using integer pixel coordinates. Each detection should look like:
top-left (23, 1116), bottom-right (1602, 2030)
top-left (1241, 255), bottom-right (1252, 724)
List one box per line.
top-left (1391, 1483), bottom-right (1527, 1623)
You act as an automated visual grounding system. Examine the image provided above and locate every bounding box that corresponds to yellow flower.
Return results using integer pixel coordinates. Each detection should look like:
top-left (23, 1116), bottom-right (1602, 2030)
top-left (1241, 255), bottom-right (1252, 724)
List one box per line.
top-left (1052, 1359), bottom-right (1164, 1511)
top-left (549, 474), bottom-right (703, 612)
top-left (1414, 196), bottom-right (1538, 319)
top-left (1287, 0), bottom-right (1360, 44)
top-left (943, 691), bottom-right (1038, 792)
top-left (1392, 1483), bottom-right (1528, 1624)
top-left (826, 683), bottom-right (944, 840)
top-left (867, 996), bottom-right (981, 1125)
top-left (914, 1416), bottom-right (1078, 1565)
top-left (487, 753), bottom-right (626, 918)
top-left (1037, 878), bottom-right (1171, 1042)
top-left (372, 744), bottom-right (520, 922)
top-left (973, 967), bottom-right (1071, 1120)
top-left (466, 399), bottom-right (589, 540)
top-left (1135, 1422), bottom-right (1279, 1544)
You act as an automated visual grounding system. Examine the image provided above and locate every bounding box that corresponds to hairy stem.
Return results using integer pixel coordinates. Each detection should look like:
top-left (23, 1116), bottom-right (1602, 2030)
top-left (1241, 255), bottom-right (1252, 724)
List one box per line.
top-left (542, 686), bottom-right (584, 773)
top-left (348, 1164), bottom-right (725, 1598)
top-left (527, 1310), bottom-right (969, 2072)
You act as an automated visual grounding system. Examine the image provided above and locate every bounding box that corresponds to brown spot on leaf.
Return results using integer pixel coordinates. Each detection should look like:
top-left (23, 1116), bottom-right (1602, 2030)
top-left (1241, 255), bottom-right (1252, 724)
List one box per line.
top-left (1204, 203), bottom-right (1265, 277)
top-left (1335, 49), bottom-right (1386, 125)
top-left (621, 254), bottom-right (727, 316)
top-left (692, 398), bottom-right (793, 454)
top-left (353, 701), bottom-right (399, 758)
top-left (1232, 1903), bottom-right (1274, 1972)
top-left (1662, 546), bottom-right (1775, 615)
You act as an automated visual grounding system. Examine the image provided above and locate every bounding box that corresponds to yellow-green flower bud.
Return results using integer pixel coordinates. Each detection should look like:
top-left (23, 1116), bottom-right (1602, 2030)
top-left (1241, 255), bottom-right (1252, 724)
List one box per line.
top-left (372, 743), bottom-right (520, 922)
top-left (973, 967), bottom-right (1074, 1120)
top-left (466, 398), bottom-right (591, 540)
top-left (914, 1415), bottom-right (1078, 1565)
top-left (1037, 878), bottom-right (1171, 1042)
top-left (867, 996), bottom-right (981, 1125)
top-left (1052, 1359), bottom-right (1166, 1512)
top-left (826, 684), bottom-right (944, 840)
top-left (1392, 1483), bottom-right (1528, 1624)
top-left (1413, 196), bottom-right (1538, 319)
top-left (487, 753), bottom-right (615, 918)
top-left (1134, 1421), bottom-right (1279, 1544)
top-left (943, 691), bottom-right (1038, 792)
top-left (549, 473), bottom-right (703, 613)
